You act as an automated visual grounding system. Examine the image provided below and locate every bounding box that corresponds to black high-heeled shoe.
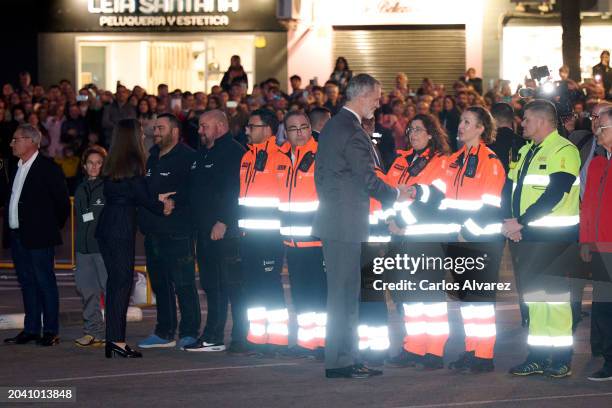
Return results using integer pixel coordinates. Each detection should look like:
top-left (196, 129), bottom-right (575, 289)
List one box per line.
top-left (105, 342), bottom-right (143, 359)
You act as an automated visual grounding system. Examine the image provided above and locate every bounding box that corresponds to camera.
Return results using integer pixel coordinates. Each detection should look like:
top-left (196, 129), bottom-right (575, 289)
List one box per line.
top-left (518, 65), bottom-right (574, 120)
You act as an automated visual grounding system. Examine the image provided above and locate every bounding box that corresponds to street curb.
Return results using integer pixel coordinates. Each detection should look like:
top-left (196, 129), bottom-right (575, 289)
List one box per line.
top-left (0, 307), bottom-right (143, 330)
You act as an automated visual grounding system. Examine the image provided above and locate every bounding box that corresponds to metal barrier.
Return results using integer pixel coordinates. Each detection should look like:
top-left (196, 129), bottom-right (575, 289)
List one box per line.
top-left (0, 197), bottom-right (154, 306)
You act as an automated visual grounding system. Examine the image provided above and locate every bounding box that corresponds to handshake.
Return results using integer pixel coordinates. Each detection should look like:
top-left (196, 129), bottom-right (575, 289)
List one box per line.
top-left (158, 192), bottom-right (176, 216)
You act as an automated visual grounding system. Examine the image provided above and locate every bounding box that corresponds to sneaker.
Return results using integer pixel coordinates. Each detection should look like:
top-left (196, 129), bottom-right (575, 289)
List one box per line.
top-left (509, 360), bottom-right (546, 376)
top-left (422, 354), bottom-right (444, 370)
top-left (386, 349), bottom-right (423, 368)
top-left (138, 334), bottom-right (176, 349)
top-left (544, 363), bottom-right (572, 378)
top-left (227, 341), bottom-right (250, 354)
top-left (588, 367), bottom-right (612, 382)
top-left (177, 336), bottom-right (197, 349)
top-left (470, 357), bottom-right (494, 373)
top-left (448, 351), bottom-right (475, 372)
top-left (183, 339), bottom-right (226, 352)
top-left (75, 334), bottom-right (105, 348)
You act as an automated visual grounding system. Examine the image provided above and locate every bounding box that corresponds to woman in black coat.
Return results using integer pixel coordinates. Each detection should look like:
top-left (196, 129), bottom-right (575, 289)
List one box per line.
top-left (96, 118), bottom-right (174, 358)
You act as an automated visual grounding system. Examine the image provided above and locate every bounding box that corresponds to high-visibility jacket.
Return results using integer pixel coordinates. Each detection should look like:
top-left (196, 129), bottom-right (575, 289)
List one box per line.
top-left (508, 130), bottom-right (580, 230)
top-left (238, 136), bottom-right (288, 231)
top-left (413, 142), bottom-right (506, 238)
top-left (385, 148), bottom-right (449, 235)
top-left (274, 137), bottom-right (321, 248)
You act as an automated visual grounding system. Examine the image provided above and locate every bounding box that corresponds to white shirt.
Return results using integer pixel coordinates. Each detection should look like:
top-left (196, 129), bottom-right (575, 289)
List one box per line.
top-left (9, 151), bottom-right (39, 229)
top-left (342, 106), bottom-right (362, 124)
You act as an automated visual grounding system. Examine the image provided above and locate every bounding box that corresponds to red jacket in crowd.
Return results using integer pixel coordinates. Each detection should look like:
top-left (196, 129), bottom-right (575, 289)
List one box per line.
top-left (580, 149), bottom-right (612, 252)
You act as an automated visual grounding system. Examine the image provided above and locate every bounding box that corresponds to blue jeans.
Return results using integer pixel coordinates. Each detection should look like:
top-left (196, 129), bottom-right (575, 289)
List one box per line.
top-left (10, 231), bottom-right (59, 335)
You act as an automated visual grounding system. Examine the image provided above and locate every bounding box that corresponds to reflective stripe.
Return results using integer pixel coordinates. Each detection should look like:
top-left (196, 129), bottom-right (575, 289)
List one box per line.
top-left (267, 324), bottom-right (289, 336)
top-left (405, 322), bottom-right (427, 336)
top-left (368, 235), bottom-right (391, 242)
top-left (527, 335), bottom-right (573, 347)
top-left (524, 291), bottom-right (570, 303)
top-left (404, 223), bottom-right (461, 235)
top-left (528, 215), bottom-right (579, 227)
top-left (369, 214), bottom-right (378, 225)
top-left (481, 194), bottom-right (501, 207)
top-left (280, 226), bottom-right (312, 236)
top-left (369, 326), bottom-right (390, 351)
top-left (439, 199), bottom-right (483, 211)
top-left (460, 304), bottom-right (496, 320)
top-left (314, 313), bottom-right (327, 326)
top-left (464, 323), bottom-right (496, 338)
top-left (297, 312), bottom-right (316, 327)
top-left (426, 322), bottom-right (450, 336)
top-left (522, 175), bottom-right (581, 187)
top-left (424, 302), bottom-right (448, 318)
top-left (247, 307), bottom-right (267, 321)
top-left (267, 309), bottom-right (289, 322)
top-left (278, 201), bottom-right (319, 212)
top-left (420, 185), bottom-right (431, 203)
top-left (239, 197), bottom-right (280, 208)
top-left (432, 178), bottom-right (447, 194)
top-left (297, 328), bottom-right (315, 343)
top-left (248, 323), bottom-right (266, 336)
top-left (375, 208), bottom-right (397, 221)
top-left (401, 208), bottom-right (417, 225)
top-left (313, 326), bottom-right (326, 340)
top-left (403, 303), bottom-right (424, 317)
top-left (523, 175), bottom-right (551, 186)
top-left (239, 219), bottom-right (281, 230)
top-left (464, 218), bottom-right (502, 236)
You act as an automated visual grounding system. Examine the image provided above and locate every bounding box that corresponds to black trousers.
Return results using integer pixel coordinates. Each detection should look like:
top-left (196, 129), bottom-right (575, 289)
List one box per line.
top-left (590, 252), bottom-right (612, 364)
top-left (197, 234), bottom-right (247, 345)
top-left (99, 236), bottom-right (135, 343)
top-left (145, 233), bottom-right (201, 339)
top-left (286, 246), bottom-right (327, 315)
top-left (241, 233), bottom-right (286, 312)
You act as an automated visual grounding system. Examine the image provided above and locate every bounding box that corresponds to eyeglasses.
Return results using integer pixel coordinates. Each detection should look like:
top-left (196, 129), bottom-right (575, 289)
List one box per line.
top-left (406, 127), bottom-right (426, 135)
top-left (596, 125), bottom-right (612, 135)
top-left (10, 136), bottom-right (30, 143)
top-left (246, 123), bottom-right (267, 129)
top-left (286, 125), bottom-right (310, 133)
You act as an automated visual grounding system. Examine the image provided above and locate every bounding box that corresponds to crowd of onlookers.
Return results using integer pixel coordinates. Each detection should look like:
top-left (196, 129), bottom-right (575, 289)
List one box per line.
top-left (1, 51), bottom-right (610, 194)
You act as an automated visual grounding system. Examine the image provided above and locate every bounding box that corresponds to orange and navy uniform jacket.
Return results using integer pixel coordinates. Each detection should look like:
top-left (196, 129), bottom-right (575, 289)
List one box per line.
top-left (274, 136), bottom-right (321, 248)
top-left (385, 148), bottom-right (448, 230)
top-left (412, 142), bottom-right (506, 241)
top-left (238, 135), bottom-right (288, 232)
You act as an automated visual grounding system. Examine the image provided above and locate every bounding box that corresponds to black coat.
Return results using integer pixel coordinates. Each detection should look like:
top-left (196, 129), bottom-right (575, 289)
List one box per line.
top-left (3, 153), bottom-right (70, 249)
top-left (95, 176), bottom-right (163, 241)
top-left (189, 133), bottom-right (245, 238)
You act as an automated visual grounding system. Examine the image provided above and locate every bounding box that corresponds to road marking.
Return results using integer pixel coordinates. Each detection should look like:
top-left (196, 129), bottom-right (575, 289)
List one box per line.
top-left (395, 392), bottom-right (612, 408)
top-left (39, 363), bottom-right (299, 383)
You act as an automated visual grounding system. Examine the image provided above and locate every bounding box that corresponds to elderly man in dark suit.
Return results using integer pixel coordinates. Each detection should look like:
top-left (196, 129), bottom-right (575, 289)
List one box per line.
top-left (3, 124), bottom-right (70, 346)
top-left (314, 74), bottom-right (410, 378)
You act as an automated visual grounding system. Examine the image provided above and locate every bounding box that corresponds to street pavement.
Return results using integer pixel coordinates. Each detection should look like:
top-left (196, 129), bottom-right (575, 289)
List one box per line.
top-left (1, 265), bottom-right (611, 408)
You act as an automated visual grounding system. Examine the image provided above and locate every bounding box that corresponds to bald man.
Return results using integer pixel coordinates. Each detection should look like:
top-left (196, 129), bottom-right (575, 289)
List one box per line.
top-left (186, 110), bottom-right (248, 353)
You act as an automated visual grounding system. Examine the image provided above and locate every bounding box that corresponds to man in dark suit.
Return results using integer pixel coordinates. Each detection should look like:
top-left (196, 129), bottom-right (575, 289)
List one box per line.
top-left (313, 74), bottom-right (410, 378)
top-left (3, 124), bottom-right (70, 346)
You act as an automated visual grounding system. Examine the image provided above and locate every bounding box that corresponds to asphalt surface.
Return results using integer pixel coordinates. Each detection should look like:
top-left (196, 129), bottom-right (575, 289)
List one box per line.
top-left (1, 260), bottom-right (611, 408)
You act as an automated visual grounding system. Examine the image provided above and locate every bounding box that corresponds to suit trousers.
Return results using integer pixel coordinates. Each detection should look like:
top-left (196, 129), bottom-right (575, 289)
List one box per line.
top-left (11, 231), bottom-right (59, 335)
top-left (99, 236), bottom-right (135, 343)
top-left (322, 239), bottom-right (362, 370)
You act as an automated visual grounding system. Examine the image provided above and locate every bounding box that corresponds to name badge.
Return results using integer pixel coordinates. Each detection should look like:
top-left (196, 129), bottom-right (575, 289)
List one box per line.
top-left (82, 212), bottom-right (94, 223)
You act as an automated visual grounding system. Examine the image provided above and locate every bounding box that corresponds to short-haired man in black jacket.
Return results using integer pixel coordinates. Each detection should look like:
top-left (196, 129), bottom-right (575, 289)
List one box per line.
top-left (3, 124), bottom-right (70, 347)
top-left (184, 109), bottom-right (247, 353)
top-left (137, 113), bottom-right (201, 350)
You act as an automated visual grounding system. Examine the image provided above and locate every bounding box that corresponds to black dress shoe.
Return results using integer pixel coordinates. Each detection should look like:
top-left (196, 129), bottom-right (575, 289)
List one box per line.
top-left (105, 342), bottom-right (143, 358)
top-left (4, 331), bottom-right (41, 345)
top-left (38, 333), bottom-right (60, 347)
top-left (326, 364), bottom-right (383, 379)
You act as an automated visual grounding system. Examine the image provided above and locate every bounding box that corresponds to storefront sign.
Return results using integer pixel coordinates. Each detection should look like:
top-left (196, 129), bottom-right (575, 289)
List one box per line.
top-left (43, 0), bottom-right (284, 32)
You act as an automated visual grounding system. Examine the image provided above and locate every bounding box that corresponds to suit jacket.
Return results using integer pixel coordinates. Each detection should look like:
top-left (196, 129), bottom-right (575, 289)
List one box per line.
top-left (313, 108), bottom-right (397, 243)
top-left (3, 153), bottom-right (70, 249)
